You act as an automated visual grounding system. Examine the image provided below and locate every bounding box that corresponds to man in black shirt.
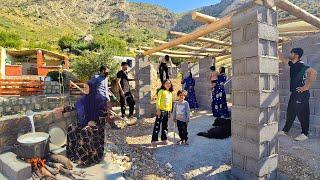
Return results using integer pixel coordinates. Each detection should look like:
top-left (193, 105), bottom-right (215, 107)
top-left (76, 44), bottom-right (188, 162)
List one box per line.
top-left (117, 62), bottom-right (135, 119)
top-left (278, 48), bottom-right (317, 141)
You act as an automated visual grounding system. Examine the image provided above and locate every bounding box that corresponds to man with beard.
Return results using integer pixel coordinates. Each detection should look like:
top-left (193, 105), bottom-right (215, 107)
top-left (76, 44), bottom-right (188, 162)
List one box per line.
top-left (278, 48), bottom-right (317, 141)
top-left (95, 65), bottom-right (120, 129)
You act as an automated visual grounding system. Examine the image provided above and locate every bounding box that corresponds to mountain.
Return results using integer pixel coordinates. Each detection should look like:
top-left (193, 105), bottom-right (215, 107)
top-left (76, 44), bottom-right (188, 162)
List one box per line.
top-left (0, 0), bottom-right (177, 49)
top-left (0, 0), bottom-right (320, 51)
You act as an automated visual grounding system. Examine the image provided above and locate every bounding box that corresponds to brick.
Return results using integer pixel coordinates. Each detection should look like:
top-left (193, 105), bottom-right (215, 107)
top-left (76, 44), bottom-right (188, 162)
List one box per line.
top-left (246, 91), bottom-right (279, 108)
top-left (246, 155), bottom-right (278, 177)
top-left (232, 38), bottom-right (259, 60)
top-left (232, 151), bottom-right (245, 169)
top-left (246, 56), bottom-right (279, 75)
top-left (258, 24), bottom-right (278, 42)
top-left (0, 152), bottom-right (31, 180)
top-left (232, 5), bottom-right (260, 29)
top-left (232, 27), bottom-right (244, 46)
top-left (232, 91), bottom-right (246, 106)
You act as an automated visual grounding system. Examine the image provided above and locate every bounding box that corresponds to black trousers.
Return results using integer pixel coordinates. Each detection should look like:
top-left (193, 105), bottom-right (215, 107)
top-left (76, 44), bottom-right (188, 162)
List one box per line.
top-left (159, 64), bottom-right (169, 83)
top-left (119, 92), bottom-right (135, 118)
top-left (152, 111), bottom-right (169, 141)
top-left (177, 120), bottom-right (188, 141)
top-left (283, 92), bottom-right (310, 135)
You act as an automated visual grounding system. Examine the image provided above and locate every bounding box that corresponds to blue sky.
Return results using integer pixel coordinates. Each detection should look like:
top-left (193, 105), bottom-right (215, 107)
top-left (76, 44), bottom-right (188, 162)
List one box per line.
top-left (128, 0), bottom-right (220, 13)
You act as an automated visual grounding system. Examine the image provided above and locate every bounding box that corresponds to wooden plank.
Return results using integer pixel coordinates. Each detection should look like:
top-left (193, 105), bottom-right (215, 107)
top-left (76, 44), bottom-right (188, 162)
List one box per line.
top-left (143, 14), bottom-right (233, 55)
top-left (154, 40), bottom-right (228, 53)
top-left (169, 31), bottom-right (232, 46)
top-left (192, 11), bottom-right (219, 24)
top-left (140, 47), bottom-right (211, 56)
top-left (275, 0), bottom-right (320, 28)
top-left (279, 17), bottom-right (301, 24)
top-left (135, 50), bottom-right (205, 58)
top-left (279, 30), bottom-right (319, 37)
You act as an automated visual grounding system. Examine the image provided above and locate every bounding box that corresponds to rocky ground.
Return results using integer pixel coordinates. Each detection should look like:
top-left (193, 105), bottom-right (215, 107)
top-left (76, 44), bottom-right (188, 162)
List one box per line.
top-left (105, 118), bottom-right (176, 180)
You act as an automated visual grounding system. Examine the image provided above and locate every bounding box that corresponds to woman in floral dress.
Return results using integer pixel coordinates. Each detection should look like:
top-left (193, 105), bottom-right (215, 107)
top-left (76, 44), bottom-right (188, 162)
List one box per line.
top-left (211, 67), bottom-right (230, 118)
top-left (182, 72), bottom-right (199, 109)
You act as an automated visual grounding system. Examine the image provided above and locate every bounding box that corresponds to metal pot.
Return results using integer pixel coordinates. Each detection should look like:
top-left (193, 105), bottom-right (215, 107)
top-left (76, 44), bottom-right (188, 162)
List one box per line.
top-left (15, 132), bottom-right (50, 159)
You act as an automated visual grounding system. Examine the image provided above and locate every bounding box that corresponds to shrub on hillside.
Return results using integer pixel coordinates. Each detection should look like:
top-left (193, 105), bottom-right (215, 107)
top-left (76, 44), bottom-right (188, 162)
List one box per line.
top-left (0, 31), bottom-right (22, 48)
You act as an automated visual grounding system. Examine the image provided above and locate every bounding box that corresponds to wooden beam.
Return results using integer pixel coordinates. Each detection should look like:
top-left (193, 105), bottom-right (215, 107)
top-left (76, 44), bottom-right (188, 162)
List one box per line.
top-left (279, 31), bottom-right (319, 37)
top-left (220, 32), bottom-right (232, 41)
top-left (169, 31), bottom-right (232, 46)
top-left (191, 11), bottom-right (219, 24)
top-left (140, 47), bottom-right (211, 56)
top-left (135, 50), bottom-right (204, 59)
top-left (275, 0), bottom-right (320, 28)
top-left (143, 14), bottom-right (233, 56)
top-left (278, 17), bottom-right (301, 25)
top-left (279, 24), bottom-right (317, 32)
top-left (154, 40), bottom-right (228, 53)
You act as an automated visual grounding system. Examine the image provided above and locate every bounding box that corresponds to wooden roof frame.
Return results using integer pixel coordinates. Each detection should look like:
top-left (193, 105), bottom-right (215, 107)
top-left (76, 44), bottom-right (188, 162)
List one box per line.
top-left (141, 0), bottom-right (320, 58)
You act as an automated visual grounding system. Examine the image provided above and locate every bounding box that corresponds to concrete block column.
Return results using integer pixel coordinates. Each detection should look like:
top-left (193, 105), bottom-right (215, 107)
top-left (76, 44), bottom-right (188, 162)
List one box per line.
top-left (231, 3), bottom-right (279, 179)
top-left (194, 57), bottom-right (215, 110)
top-left (135, 55), bottom-right (156, 119)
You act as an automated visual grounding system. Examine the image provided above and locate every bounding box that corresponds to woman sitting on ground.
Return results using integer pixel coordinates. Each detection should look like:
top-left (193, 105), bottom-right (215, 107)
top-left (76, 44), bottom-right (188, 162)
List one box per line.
top-left (66, 78), bottom-right (106, 167)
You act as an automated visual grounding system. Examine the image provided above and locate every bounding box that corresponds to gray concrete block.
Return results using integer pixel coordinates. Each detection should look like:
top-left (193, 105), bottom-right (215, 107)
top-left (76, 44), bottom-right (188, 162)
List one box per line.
top-left (0, 152), bottom-right (31, 180)
top-left (232, 121), bottom-right (246, 138)
top-left (258, 23), bottom-right (278, 42)
top-left (246, 56), bottom-right (279, 75)
top-left (246, 91), bottom-right (279, 108)
top-left (232, 27), bottom-right (244, 46)
top-left (232, 151), bottom-right (245, 169)
top-left (246, 155), bottom-right (278, 177)
top-left (232, 58), bottom-right (246, 76)
top-left (232, 38), bottom-right (259, 61)
top-left (232, 91), bottom-right (246, 106)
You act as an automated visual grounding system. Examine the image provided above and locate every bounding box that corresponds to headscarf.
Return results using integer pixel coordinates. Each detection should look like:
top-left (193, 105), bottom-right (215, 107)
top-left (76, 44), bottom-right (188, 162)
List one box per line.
top-left (76, 78), bottom-right (105, 126)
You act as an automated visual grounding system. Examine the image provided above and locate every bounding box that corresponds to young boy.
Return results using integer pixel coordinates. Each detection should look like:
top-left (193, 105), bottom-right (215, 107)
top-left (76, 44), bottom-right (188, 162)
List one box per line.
top-left (172, 90), bottom-right (191, 145)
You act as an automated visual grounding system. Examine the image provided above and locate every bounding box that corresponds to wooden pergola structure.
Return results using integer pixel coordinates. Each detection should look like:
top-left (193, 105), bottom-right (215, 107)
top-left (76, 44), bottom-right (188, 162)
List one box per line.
top-left (135, 0), bottom-right (320, 69)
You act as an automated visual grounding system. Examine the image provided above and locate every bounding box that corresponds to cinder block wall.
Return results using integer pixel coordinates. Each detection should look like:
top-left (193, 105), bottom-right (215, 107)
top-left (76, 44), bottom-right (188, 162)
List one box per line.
top-left (280, 33), bottom-right (320, 136)
top-left (180, 57), bottom-right (214, 110)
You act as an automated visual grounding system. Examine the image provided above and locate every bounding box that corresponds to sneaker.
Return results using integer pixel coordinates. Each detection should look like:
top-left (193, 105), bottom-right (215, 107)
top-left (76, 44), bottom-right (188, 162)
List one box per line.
top-left (176, 140), bottom-right (182, 145)
top-left (277, 131), bottom-right (287, 136)
top-left (294, 134), bottom-right (308, 141)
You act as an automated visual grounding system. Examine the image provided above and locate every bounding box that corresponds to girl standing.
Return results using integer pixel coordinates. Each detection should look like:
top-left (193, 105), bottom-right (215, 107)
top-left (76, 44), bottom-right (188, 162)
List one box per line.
top-left (151, 80), bottom-right (174, 147)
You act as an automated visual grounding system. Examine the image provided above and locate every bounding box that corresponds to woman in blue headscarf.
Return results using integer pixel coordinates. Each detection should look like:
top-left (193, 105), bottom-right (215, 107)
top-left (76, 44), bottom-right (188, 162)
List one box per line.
top-left (182, 72), bottom-right (199, 109)
top-left (67, 78), bottom-right (106, 167)
top-left (211, 66), bottom-right (229, 118)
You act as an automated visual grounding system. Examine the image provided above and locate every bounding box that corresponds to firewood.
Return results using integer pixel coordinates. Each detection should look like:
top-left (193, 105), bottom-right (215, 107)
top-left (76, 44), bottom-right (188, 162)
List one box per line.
top-left (48, 154), bottom-right (73, 170)
top-left (40, 166), bottom-right (56, 180)
top-left (34, 167), bottom-right (44, 179)
top-left (46, 162), bottom-right (64, 171)
top-left (32, 172), bottom-right (40, 180)
top-left (45, 165), bottom-right (59, 175)
top-left (60, 167), bottom-right (76, 180)
top-left (72, 170), bottom-right (86, 178)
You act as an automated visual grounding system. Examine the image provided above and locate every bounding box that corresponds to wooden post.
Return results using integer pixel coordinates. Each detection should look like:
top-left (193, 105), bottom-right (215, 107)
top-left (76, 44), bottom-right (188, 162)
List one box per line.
top-left (275, 0), bottom-right (320, 28)
top-left (140, 47), bottom-right (211, 56)
top-left (192, 11), bottom-right (219, 23)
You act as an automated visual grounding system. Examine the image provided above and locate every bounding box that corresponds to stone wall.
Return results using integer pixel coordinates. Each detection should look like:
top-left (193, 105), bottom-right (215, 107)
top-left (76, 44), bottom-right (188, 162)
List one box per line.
top-left (0, 108), bottom-right (77, 153)
top-left (280, 33), bottom-right (320, 136)
top-left (231, 4), bottom-right (279, 179)
top-left (180, 57), bottom-right (214, 110)
top-left (0, 95), bottom-right (78, 116)
top-left (44, 81), bottom-right (62, 94)
top-left (135, 55), bottom-right (156, 119)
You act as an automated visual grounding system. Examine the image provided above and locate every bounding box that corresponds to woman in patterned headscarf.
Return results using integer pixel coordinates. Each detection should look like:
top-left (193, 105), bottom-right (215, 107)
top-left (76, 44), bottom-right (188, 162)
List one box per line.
top-left (211, 66), bottom-right (229, 118)
top-left (182, 72), bottom-right (199, 109)
top-left (66, 78), bottom-right (106, 167)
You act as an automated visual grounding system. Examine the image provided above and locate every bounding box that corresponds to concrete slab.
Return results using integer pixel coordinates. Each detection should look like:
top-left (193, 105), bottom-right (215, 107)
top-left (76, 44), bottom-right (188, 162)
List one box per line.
top-left (0, 152), bottom-right (31, 180)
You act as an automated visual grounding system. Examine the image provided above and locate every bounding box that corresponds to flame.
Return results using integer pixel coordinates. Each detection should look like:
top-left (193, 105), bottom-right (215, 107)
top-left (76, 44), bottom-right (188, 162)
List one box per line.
top-left (27, 158), bottom-right (46, 168)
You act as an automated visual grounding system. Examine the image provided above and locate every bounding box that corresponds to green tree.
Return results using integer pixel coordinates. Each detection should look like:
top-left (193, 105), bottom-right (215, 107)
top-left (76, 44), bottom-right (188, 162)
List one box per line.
top-left (0, 31), bottom-right (22, 48)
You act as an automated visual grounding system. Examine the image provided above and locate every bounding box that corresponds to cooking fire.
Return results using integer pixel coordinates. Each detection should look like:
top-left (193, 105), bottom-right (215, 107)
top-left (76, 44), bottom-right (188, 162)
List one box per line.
top-left (23, 154), bottom-right (88, 180)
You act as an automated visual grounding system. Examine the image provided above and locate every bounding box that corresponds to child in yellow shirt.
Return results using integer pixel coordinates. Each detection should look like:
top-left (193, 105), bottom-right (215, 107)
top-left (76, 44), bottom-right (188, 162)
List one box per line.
top-left (151, 79), bottom-right (173, 147)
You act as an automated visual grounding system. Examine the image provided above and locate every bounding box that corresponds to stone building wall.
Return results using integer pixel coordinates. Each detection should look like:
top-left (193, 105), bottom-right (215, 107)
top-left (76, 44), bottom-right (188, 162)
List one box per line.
top-left (0, 108), bottom-right (77, 153)
top-left (280, 33), bottom-right (320, 136)
top-left (44, 81), bottom-right (61, 94)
